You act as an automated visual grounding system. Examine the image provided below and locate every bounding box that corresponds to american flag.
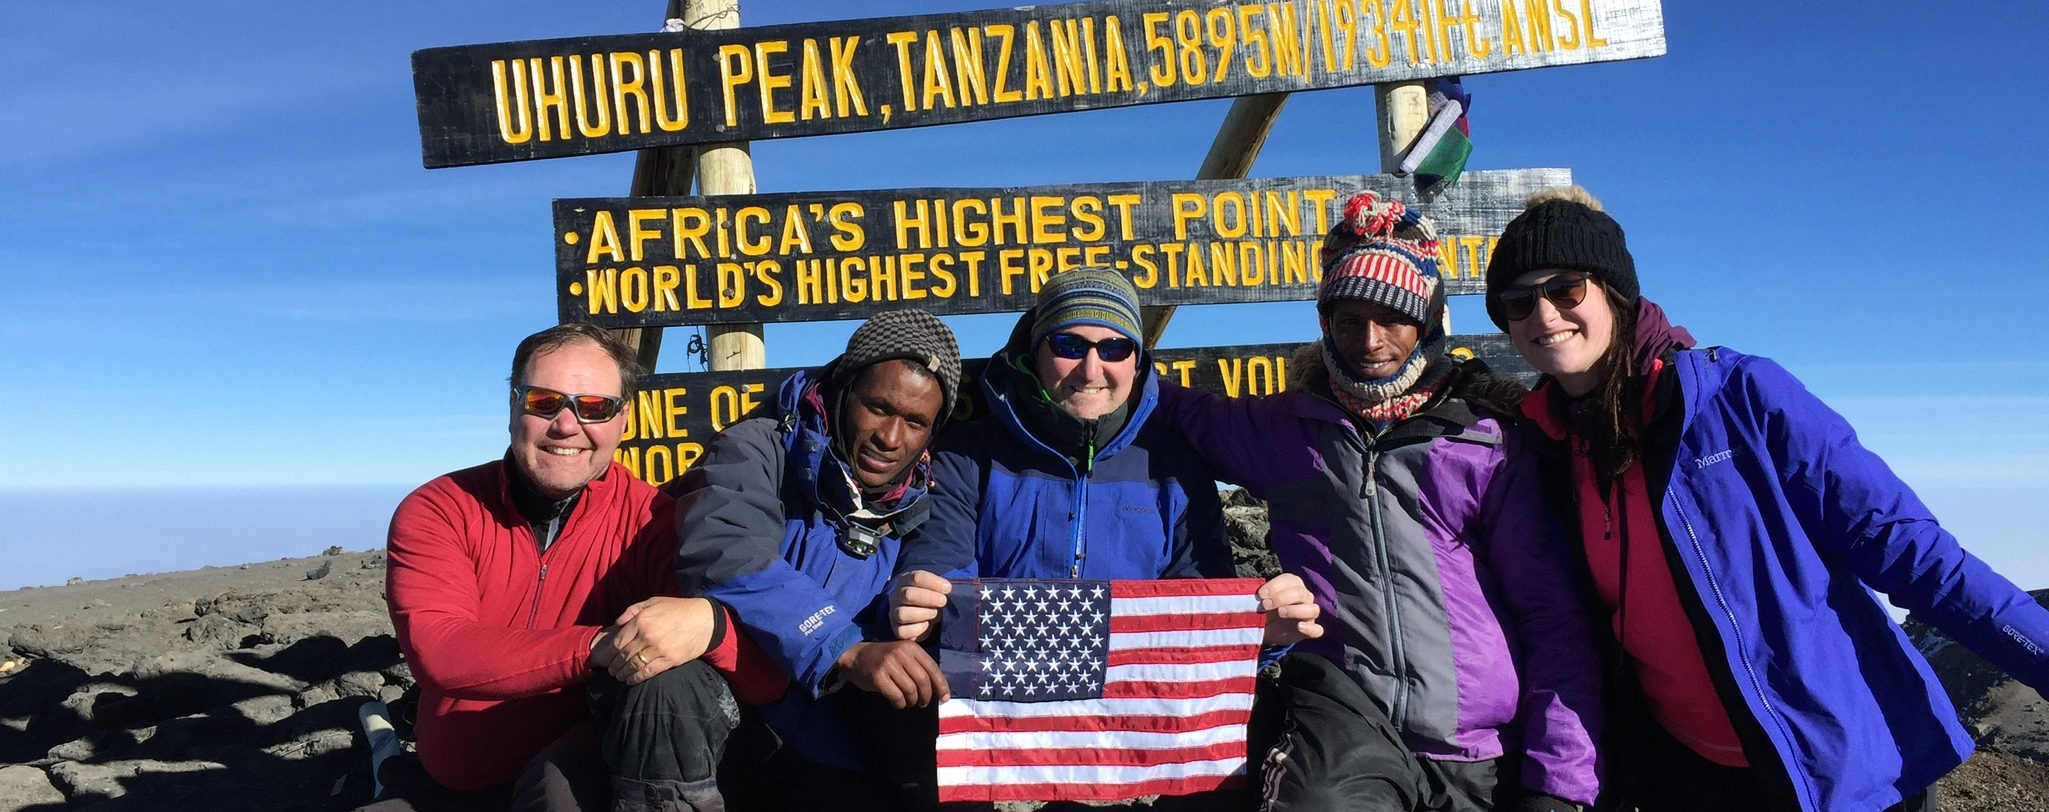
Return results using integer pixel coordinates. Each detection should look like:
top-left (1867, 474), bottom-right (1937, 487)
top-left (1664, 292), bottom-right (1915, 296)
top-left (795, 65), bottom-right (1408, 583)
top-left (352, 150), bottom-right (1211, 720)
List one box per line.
top-left (933, 577), bottom-right (1266, 803)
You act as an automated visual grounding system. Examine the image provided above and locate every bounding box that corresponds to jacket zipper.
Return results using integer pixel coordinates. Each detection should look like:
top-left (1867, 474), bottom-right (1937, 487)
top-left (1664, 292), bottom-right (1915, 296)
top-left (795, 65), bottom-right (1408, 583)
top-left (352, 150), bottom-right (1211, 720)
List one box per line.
top-left (1360, 444), bottom-right (1409, 726)
top-left (527, 562), bottom-right (550, 629)
top-left (1069, 470), bottom-right (1090, 578)
top-left (1609, 473), bottom-right (1628, 674)
top-left (1667, 492), bottom-right (1804, 798)
top-left (526, 513), bottom-right (560, 630)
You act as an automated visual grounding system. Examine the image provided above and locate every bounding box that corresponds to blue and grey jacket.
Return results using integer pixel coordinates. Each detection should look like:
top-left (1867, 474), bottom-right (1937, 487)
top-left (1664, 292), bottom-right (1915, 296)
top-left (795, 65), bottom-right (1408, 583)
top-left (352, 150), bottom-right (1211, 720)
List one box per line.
top-left (671, 369), bottom-right (927, 772)
top-left (898, 313), bottom-right (1232, 583)
top-left (1523, 346), bottom-right (2049, 812)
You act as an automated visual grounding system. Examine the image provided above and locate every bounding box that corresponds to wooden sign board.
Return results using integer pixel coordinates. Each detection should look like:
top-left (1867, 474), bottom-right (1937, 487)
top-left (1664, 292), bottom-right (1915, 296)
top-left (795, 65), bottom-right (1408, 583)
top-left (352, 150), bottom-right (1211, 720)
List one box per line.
top-left (415, 0), bottom-right (1666, 167)
top-left (555, 168), bottom-right (1565, 328)
top-left (615, 334), bottom-right (1532, 486)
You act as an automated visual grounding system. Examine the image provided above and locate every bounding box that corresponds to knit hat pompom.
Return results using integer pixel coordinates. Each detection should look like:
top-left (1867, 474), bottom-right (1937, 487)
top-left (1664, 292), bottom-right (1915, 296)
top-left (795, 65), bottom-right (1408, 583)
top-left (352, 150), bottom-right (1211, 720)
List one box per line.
top-left (1319, 192), bottom-right (1442, 270)
top-left (1029, 267), bottom-right (1144, 347)
top-left (824, 309), bottom-right (962, 423)
top-left (1523, 185), bottom-right (1606, 212)
top-left (1316, 192), bottom-right (1444, 330)
top-left (1483, 185), bottom-right (1637, 331)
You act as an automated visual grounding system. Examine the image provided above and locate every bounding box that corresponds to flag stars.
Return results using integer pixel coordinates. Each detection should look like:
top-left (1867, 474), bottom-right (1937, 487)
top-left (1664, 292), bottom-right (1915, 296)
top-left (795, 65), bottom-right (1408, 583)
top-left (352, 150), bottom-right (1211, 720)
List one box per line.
top-left (968, 579), bottom-right (1122, 702)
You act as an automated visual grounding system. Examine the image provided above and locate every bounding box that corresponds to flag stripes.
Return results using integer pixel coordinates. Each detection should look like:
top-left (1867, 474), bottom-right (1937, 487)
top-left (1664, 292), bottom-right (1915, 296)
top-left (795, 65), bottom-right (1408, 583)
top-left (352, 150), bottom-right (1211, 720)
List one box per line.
top-left (935, 577), bottom-right (1265, 803)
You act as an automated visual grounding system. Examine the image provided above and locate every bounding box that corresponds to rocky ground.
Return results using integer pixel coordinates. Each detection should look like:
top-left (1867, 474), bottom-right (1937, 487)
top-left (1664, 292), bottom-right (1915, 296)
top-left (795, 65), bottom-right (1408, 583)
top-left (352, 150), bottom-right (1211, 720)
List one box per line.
top-left (1, 497), bottom-right (2044, 810)
top-left (1, 550), bottom-right (400, 810)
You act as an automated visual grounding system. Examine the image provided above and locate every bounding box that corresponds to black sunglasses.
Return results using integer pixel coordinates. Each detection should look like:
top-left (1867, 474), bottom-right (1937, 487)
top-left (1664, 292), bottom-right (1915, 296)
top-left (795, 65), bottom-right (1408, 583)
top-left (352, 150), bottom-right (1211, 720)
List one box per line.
top-left (513, 385), bottom-right (626, 423)
top-left (1044, 332), bottom-right (1138, 362)
top-left (1496, 274), bottom-right (1592, 321)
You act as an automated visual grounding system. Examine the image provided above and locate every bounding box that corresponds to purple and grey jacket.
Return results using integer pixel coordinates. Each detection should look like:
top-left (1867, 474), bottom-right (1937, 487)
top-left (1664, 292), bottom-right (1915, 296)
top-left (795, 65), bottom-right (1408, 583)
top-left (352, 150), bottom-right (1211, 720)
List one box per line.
top-left (1154, 349), bottom-right (1604, 805)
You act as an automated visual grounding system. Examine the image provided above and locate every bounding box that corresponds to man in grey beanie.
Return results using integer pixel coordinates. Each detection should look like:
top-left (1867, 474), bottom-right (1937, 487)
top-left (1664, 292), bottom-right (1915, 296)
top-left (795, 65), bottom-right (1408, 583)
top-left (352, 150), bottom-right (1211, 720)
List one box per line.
top-left (883, 269), bottom-right (1321, 806)
top-left (659, 309), bottom-right (965, 810)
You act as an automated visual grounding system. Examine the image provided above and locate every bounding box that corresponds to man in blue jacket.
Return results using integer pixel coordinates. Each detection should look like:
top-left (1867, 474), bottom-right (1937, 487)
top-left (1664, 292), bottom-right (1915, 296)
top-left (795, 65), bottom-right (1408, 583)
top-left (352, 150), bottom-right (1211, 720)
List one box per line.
top-left (885, 269), bottom-right (1322, 807)
top-left (668, 309), bottom-right (962, 810)
top-left (891, 268), bottom-right (1319, 615)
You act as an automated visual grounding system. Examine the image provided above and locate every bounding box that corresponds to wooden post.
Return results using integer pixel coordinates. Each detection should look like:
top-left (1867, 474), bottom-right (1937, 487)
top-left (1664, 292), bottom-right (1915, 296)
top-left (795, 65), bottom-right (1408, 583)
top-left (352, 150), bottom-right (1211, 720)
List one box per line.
top-left (1139, 93), bottom-right (1289, 348)
top-left (684, 0), bottom-right (766, 371)
top-left (611, 0), bottom-right (764, 373)
top-left (1374, 82), bottom-right (1430, 175)
top-left (1373, 81), bottom-right (1449, 335)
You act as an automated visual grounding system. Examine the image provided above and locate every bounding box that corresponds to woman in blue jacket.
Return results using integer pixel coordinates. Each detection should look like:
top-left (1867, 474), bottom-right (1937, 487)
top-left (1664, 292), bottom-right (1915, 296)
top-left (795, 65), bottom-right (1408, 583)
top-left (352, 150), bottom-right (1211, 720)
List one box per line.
top-left (1484, 186), bottom-right (2049, 812)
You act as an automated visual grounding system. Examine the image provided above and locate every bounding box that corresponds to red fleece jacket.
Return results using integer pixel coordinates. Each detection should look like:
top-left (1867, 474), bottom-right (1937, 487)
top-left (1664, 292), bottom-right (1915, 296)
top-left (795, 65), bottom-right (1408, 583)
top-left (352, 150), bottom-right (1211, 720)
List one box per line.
top-left (387, 459), bottom-right (783, 791)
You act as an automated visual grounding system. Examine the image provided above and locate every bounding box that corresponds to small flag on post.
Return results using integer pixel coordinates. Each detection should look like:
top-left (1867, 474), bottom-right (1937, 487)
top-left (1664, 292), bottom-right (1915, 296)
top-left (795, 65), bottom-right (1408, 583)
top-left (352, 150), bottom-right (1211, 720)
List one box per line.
top-left (933, 577), bottom-right (1266, 804)
top-left (1397, 77), bottom-right (1474, 198)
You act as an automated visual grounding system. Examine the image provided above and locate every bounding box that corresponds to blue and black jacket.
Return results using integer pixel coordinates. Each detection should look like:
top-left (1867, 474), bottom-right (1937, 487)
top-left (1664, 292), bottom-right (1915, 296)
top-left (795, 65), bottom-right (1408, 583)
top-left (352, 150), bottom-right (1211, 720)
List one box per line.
top-left (898, 312), bottom-right (1232, 583)
top-left (671, 369), bottom-right (926, 772)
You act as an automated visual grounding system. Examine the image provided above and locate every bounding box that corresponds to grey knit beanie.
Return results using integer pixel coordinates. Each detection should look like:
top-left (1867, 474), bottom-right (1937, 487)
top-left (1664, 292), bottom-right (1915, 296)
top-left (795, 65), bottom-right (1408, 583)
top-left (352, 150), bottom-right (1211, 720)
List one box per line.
top-left (824, 309), bottom-right (962, 422)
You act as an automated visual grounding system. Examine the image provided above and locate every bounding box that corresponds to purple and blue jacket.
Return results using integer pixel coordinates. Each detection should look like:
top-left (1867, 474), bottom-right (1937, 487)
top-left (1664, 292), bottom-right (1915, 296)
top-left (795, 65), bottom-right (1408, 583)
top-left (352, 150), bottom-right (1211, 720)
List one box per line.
top-left (1154, 350), bottom-right (1604, 805)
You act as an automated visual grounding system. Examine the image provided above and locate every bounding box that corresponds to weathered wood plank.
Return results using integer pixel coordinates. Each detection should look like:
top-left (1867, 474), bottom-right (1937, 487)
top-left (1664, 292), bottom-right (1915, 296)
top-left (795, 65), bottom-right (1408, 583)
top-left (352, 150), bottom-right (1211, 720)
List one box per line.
top-left (415, 0), bottom-right (1665, 167)
top-left (612, 334), bottom-right (1532, 485)
top-left (554, 168), bottom-right (1566, 328)
top-left (1140, 91), bottom-right (1292, 348)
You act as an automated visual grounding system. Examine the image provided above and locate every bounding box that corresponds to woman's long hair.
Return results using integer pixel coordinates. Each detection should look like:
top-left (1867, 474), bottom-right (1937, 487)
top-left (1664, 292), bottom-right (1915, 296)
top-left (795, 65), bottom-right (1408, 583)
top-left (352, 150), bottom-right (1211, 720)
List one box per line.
top-left (1580, 283), bottom-right (1642, 478)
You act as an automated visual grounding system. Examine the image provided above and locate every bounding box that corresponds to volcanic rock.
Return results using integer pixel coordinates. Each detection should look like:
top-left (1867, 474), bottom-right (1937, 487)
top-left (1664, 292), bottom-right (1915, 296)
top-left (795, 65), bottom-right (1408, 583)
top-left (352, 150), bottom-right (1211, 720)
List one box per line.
top-left (0, 519), bottom-right (2042, 811)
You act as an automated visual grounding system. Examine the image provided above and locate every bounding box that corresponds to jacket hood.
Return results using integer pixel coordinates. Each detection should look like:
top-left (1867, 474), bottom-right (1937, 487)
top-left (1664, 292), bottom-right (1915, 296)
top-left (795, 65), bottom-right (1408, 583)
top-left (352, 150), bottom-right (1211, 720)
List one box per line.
top-left (1630, 296), bottom-right (1696, 370)
top-left (1288, 342), bottom-right (1325, 389)
top-left (773, 369), bottom-right (835, 510)
top-left (983, 308), bottom-right (1158, 465)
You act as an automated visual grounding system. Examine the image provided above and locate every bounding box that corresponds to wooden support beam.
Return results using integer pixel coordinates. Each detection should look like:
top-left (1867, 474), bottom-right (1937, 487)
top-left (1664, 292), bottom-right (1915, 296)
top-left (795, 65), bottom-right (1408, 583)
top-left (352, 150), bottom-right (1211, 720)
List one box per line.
top-left (607, 1), bottom-right (697, 373)
top-left (1140, 93), bottom-right (1289, 349)
top-left (611, 143), bottom-right (693, 372)
top-left (604, 0), bottom-right (765, 374)
top-left (687, 0), bottom-right (766, 372)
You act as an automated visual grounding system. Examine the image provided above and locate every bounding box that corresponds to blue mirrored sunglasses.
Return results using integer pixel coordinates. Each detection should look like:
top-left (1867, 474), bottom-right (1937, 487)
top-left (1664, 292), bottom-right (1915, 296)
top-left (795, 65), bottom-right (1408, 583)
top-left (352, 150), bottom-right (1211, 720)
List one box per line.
top-left (1043, 332), bottom-right (1137, 362)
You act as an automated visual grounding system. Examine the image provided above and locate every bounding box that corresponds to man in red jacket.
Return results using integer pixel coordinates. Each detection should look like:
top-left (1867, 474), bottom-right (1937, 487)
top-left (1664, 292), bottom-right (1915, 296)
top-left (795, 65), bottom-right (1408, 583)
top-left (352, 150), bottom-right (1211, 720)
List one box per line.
top-left (365, 323), bottom-right (777, 812)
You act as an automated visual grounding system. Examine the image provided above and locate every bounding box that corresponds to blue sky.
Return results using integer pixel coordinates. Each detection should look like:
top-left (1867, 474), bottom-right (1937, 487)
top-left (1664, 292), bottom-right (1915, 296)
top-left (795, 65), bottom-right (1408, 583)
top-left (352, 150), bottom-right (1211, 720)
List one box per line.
top-left (4, 0), bottom-right (2046, 589)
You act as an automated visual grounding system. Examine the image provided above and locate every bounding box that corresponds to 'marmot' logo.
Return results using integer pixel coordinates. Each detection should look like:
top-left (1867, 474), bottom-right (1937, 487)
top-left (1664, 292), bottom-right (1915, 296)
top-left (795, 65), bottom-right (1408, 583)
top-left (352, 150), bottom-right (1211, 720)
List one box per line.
top-left (798, 605), bottom-right (837, 635)
top-left (1695, 449), bottom-right (1736, 469)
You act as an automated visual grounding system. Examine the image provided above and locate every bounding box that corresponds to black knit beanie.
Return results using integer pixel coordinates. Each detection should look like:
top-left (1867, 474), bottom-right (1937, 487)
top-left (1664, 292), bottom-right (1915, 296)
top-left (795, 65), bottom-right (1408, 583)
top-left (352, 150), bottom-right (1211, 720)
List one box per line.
top-left (822, 309), bottom-right (962, 424)
top-left (1484, 198), bottom-right (1638, 331)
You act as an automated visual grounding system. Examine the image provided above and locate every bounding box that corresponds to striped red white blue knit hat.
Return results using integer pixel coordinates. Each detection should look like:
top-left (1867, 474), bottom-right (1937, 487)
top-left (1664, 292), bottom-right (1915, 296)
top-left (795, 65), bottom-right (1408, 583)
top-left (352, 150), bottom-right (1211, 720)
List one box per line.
top-left (1316, 192), bottom-right (1443, 328)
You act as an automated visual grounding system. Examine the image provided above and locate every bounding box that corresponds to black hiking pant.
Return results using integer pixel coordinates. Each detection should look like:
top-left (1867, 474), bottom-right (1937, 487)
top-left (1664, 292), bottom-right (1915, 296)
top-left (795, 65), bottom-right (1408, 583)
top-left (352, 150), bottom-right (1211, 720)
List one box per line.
top-left (359, 660), bottom-right (739, 812)
top-left (1625, 720), bottom-right (1935, 812)
top-left (1249, 652), bottom-right (1522, 812)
